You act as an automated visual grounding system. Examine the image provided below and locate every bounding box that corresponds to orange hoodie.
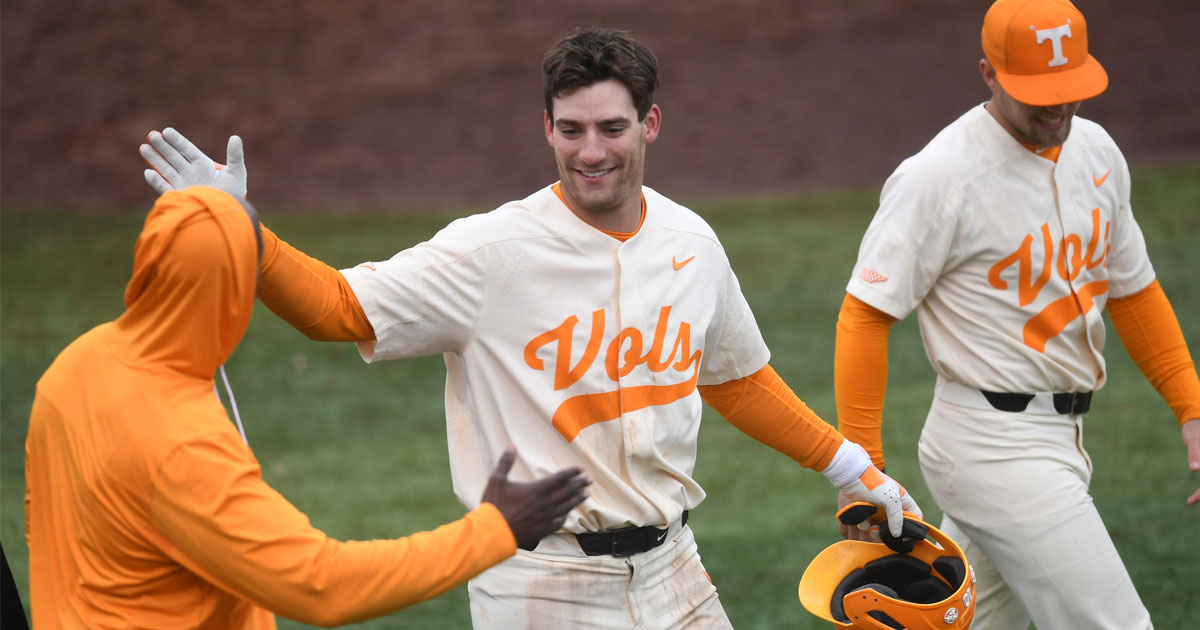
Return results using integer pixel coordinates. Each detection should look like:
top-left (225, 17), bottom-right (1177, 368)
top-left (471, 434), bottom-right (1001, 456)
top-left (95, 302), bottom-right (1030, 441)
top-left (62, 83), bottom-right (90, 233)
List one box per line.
top-left (25, 187), bottom-right (515, 629)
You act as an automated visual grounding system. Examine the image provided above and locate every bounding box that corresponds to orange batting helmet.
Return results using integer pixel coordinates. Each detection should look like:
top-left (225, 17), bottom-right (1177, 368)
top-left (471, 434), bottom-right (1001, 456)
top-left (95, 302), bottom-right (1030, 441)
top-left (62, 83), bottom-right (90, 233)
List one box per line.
top-left (798, 503), bottom-right (976, 629)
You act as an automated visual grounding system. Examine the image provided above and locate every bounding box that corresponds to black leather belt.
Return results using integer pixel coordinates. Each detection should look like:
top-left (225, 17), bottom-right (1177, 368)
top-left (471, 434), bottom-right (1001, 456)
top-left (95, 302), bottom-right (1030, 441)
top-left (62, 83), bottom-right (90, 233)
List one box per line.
top-left (980, 390), bottom-right (1092, 415)
top-left (575, 511), bottom-right (688, 557)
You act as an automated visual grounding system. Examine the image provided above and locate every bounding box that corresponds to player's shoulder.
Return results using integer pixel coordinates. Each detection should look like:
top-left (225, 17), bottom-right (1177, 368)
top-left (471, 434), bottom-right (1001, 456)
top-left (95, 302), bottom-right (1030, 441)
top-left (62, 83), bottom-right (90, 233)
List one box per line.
top-left (643, 186), bottom-right (721, 243)
top-left (905, 105), bottom-right (993, 168)
top-left (1066, 115), bottom-right (1121, 151)
top-left (429, 186), bottom-right (566, 245)
top-left (888, 105), bottom-right (1008, 193)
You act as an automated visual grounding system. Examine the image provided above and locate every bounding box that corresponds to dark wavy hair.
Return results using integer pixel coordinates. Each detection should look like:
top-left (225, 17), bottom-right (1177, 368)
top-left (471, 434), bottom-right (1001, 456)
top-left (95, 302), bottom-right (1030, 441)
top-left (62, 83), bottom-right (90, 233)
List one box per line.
top-left (542, 27), bottom-right (659, 122)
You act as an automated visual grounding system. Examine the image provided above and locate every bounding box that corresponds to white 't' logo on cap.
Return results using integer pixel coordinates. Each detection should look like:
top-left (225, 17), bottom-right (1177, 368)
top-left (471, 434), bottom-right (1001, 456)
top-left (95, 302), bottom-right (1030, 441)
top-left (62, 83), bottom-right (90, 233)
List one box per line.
top-left (1034, 20), bottom-right (1073, 68)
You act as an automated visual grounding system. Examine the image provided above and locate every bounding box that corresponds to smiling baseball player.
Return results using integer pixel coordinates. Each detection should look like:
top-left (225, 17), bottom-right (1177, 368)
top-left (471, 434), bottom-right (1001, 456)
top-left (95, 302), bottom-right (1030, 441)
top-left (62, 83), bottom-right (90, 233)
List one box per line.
top-left (833, 1), bottom-right (1200, 628)
top-left (139, 27), bottom-right (920, 629)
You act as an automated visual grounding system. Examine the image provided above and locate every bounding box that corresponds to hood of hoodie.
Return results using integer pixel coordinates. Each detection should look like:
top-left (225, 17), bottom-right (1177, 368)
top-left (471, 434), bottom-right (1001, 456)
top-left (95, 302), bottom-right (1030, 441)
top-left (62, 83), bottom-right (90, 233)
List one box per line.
top-left (114, 186), bottom-right (259, 379)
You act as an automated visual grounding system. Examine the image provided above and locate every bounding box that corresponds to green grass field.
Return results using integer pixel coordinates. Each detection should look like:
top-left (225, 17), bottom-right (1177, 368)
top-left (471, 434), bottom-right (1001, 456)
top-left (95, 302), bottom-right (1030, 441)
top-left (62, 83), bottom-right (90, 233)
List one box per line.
top-left (2, 162), bottom-right (1197, 628)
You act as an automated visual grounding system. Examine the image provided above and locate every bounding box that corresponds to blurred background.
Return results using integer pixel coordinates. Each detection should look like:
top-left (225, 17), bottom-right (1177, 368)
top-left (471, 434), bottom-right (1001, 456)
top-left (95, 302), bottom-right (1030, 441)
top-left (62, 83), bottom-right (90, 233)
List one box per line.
top-left (2, 0), bottom-right (1197, 212)
top-left (3, 1), bottom-right (1199, 628)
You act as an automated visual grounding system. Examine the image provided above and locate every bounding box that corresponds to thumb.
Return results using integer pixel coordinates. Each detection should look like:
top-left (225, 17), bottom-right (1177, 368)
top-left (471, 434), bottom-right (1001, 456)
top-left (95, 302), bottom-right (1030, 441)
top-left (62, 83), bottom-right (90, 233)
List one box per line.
top-left (226, 135), bottom-right (245, 170)
top-left (491, 446), bottom-right (517, 481)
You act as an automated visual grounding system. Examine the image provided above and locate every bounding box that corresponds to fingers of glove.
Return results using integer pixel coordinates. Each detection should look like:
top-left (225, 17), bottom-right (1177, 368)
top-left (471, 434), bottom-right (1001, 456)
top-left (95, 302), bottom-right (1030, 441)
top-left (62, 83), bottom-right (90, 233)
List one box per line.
top-left (162, 127), bottom-right (210, 165)
top-left (143, 169), bottom-right (172, 195)
top-left (901, 492), bottom-right (923, 521)
top-left (881, 485), bottom-right (905, 538)
top-left (139, 142), bottom-right (178, 182)
top-left (146, 130), bottom-right (191, 171)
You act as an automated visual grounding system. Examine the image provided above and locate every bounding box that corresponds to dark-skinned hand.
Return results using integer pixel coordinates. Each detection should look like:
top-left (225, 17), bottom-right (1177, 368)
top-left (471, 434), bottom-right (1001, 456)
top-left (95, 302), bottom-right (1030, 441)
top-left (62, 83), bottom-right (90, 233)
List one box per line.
top-left (480, 446), bottom-right (590, 551)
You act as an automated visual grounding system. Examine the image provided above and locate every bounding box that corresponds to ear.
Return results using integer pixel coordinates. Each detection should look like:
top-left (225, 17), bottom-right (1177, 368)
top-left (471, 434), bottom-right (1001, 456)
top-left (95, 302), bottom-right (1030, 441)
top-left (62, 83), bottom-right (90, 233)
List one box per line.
top-left (544, 110), bottom-right (555, 147)
top-left (979, 59), bottom-right (1000, 92)
top-left (642, 104), bottom-right (662, 144)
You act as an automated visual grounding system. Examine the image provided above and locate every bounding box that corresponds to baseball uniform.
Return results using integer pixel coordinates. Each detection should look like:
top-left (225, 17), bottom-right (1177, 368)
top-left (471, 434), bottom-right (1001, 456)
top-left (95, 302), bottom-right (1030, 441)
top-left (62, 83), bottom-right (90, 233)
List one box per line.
top-left (839, 103), bottom-right (1194, 629)
top-left (252, 181), bottom-right (877, 629)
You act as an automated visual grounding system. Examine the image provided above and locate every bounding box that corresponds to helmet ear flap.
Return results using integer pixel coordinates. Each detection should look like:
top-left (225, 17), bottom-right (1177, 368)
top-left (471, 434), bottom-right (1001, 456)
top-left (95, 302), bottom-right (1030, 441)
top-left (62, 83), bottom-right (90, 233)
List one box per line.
top-left (847, 583), bottom-right (904, 630)
top-left (879, 518), bottom-right (927, 553)
top-left (851, 582), bottom-right (899, 599)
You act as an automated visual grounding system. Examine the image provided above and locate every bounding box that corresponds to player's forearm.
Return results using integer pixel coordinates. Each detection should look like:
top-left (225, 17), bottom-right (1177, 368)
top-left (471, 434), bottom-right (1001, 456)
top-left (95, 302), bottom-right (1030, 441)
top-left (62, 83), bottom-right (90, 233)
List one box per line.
top-left (834, 293), bottom-right (895, 468)
top-left (1108, 280), bottom-right (1200, 423)
top-left (153, 450), bottom-right (516, 626)
top-left (699, 364), bottom-right (843, 470)
top-left (251, 504), bottom-right (516, 626)
top-left (258, 224), bottom-right (376, 342)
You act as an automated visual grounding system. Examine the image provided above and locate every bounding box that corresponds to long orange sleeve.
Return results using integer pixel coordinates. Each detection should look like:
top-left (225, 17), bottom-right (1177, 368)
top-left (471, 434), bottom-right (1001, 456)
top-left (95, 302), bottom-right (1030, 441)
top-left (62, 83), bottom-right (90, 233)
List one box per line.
top-left (150, 431), bottom-right (515, 627)
top-left (833, 293), bottom-right (896, 469)
top-left (1107, 279), bottom-right (1200, 424)
top-left (257, 225), bottom-right (375, 341)
top-left (699, 364), bottom-right (843, 471)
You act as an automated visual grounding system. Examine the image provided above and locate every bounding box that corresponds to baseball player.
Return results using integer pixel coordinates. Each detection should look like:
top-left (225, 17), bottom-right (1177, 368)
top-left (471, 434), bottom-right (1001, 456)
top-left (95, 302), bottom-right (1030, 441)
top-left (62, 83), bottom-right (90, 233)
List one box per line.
top-left (139, 28), bottom-right (921, 629)
top-left (24, 187), bottom-right (589, 628)
top-left (833, 0), bottom-right (1200, 628)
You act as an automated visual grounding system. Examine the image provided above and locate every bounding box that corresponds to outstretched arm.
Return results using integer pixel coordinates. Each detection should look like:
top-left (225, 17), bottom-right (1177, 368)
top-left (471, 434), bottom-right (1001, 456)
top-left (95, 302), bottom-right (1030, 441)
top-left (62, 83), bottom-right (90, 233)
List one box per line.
top-left (152, 433), bottom-right (587, 626)
top-left (699, 364), bottom-right (921, 538)
top-left (1107, 279), bottom-right (1200, 505)
top-left (139, 128), bottom-right (374, 341)
top-left (256, 225), bottom-right (375, 341)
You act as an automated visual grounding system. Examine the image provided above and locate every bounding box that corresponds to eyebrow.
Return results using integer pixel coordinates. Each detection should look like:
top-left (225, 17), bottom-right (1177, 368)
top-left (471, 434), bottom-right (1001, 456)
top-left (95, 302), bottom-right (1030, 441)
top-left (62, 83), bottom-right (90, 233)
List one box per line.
top-left (555, 116), bottom-right (633, 128)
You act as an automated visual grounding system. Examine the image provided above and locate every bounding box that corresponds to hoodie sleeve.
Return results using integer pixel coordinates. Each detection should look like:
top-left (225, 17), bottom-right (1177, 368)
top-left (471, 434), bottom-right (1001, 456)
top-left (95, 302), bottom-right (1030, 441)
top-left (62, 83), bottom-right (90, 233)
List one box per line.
top-left (149, 429), bottom-right (515, 627)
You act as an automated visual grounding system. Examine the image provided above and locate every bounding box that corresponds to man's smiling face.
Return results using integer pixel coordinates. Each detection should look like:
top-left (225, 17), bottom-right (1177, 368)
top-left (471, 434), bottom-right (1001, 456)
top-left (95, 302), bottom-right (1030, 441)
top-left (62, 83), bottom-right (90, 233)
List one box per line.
top-left (545, 79), bottom-right (661, 229)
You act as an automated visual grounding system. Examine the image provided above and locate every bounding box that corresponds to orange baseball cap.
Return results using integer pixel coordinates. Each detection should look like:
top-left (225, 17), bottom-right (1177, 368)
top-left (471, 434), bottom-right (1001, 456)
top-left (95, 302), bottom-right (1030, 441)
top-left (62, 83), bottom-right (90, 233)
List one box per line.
top-left (982, 0), bottom-right (1108, 106)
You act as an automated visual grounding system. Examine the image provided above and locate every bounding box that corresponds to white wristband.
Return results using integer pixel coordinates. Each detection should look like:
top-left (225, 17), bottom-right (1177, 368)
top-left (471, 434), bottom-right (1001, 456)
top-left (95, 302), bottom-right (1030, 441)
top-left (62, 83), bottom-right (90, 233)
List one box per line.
top-left (821, 438), bottom-right (871, 488)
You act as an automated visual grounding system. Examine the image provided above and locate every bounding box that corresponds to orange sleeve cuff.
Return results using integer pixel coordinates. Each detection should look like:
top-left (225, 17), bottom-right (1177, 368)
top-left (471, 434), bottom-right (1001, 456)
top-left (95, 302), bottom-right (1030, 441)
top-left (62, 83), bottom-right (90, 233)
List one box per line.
top-left (834, 293), bottom-right (896, 469)
top-left (698, 364), bottom-right (843, 471)
top-left (1107, 280), bottom-right (1200, 424)
top-left (258, 225), bottom-right (375, 342)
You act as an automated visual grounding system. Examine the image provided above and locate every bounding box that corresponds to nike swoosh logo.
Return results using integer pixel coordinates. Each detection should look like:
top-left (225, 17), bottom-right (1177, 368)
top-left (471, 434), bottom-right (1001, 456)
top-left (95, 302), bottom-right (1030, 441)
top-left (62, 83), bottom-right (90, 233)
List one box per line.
top-left (1093, 169), bottom-right (1111, 187)
top-left (656, 530), bottom-right (668, 542)
top-left (672, 256), bottom-right (695, 271)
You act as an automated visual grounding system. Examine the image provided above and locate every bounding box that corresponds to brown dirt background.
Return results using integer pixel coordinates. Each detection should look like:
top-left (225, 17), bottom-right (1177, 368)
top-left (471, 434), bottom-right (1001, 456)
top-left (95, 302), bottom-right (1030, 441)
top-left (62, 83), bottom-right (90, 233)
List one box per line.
top-left (2, 0), bottom-right (1198, 212)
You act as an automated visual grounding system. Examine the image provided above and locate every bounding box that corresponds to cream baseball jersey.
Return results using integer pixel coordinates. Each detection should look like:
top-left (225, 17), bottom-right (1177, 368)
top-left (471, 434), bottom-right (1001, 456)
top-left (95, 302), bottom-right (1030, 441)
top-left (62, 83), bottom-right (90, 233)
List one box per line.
top-left (341, 185), bottom-right (770, 532)
top-left (847, 105), bottom-right (1155, 394)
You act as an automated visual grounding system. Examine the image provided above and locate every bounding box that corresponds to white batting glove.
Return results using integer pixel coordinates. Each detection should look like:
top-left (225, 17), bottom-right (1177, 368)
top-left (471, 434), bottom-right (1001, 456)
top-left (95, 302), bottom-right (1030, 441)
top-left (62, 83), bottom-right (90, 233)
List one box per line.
top-left (821, 439), bottom-right (922, 537)
top-left (139, 127), bottom-right (247, 199)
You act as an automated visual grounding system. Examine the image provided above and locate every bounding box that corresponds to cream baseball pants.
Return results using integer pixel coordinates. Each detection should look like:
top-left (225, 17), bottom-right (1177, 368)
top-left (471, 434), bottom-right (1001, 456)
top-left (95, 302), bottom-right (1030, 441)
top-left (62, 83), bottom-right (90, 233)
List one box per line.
top-left (919, 377), bottom-right (1152, 630)
top-left (467, 519), bottom-right (731, 629)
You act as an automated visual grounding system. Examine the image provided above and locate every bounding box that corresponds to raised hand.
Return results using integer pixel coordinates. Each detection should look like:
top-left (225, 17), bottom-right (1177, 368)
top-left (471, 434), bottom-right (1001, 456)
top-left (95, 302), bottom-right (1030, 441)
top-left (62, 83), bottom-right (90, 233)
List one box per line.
top-left (139, 127), bottom-right (247, 199)
top-left (480, 446), bottom-right (590, 551)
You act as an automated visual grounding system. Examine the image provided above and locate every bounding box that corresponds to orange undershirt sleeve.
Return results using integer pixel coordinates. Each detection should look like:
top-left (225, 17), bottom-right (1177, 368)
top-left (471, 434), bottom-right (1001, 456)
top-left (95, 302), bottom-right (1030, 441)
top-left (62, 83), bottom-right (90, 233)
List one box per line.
top-left (699, 364), bottom-right (843, 471)
top-left (257, 224), bottom-right (375, 341)
top-left (1107, 279), bottom-right (1200, 424)
top-left (834, 293), bottom-right (896, 469)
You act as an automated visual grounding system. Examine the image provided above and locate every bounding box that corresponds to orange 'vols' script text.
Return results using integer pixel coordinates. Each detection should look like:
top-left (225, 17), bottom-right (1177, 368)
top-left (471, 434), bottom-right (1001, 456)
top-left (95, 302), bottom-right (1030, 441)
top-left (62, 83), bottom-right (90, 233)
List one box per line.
top-left (524, 306), bottom-right (702, 441)
top-left (987, 208), bottom-right (1110, 352)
